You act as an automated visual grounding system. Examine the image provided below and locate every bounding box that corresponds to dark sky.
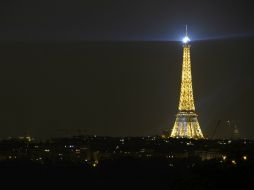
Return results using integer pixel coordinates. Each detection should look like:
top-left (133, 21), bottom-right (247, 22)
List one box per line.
top-left (0, 0), bottom-right (254, 139)
top-left (1, 0), bottom-right (254, 41)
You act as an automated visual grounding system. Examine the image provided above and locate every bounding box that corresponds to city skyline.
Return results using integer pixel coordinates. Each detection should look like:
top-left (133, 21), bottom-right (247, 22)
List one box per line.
top-left (1, 1), bottom-right (254, 188)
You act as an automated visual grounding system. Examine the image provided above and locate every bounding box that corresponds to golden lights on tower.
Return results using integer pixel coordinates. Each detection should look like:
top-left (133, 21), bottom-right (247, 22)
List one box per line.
top-left (170, 26), bottom-right (204, 139)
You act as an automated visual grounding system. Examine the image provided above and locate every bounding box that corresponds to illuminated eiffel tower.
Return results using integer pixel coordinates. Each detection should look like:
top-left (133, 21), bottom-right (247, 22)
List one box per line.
top-left (170, 26), bottom-right (204, 139)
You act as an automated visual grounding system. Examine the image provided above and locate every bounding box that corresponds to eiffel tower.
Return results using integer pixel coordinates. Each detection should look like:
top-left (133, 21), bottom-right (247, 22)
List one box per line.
top-left (170, 26), bottom-right (204, 139)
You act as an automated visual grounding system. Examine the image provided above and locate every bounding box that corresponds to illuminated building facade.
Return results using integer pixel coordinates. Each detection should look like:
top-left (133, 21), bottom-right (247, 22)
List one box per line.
top-left (170, 27), bottom-right (204, 139)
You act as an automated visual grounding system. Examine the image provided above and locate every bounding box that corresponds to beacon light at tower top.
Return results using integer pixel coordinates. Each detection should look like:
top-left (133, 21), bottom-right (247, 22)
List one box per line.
top-left (182, 25), bottom-right (190, 44)
top-left (182, 36), bottom-right (190, 44)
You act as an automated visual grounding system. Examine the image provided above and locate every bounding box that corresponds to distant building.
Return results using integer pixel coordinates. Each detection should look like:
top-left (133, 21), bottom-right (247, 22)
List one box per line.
top-left (232, 125), bottom-right (240, 140)
top-left (195, 150), bottom-right (222, 161)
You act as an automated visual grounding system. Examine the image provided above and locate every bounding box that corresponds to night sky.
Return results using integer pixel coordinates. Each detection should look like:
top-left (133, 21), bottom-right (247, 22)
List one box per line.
top-left (0, 0), bottom-right (254, 139)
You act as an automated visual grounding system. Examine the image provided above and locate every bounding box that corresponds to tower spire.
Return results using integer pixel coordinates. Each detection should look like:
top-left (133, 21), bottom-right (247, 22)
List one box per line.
top-left (182, 25), bottom-right (190, 44)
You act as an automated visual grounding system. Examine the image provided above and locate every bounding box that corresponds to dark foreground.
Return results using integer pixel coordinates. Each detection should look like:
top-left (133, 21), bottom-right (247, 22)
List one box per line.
top-left (0, 137), bottom-right (253, 189)
top-left (0, 158), bottom-right (253, 189)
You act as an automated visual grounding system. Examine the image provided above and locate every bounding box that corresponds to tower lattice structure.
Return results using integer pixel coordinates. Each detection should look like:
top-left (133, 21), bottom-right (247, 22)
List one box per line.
top-left (170, 31), bottom-right (204, 139)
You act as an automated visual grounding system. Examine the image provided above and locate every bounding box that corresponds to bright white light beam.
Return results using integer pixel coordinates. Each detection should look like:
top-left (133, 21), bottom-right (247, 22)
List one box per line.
top-left (182, 25), bottom-right (190, 43)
